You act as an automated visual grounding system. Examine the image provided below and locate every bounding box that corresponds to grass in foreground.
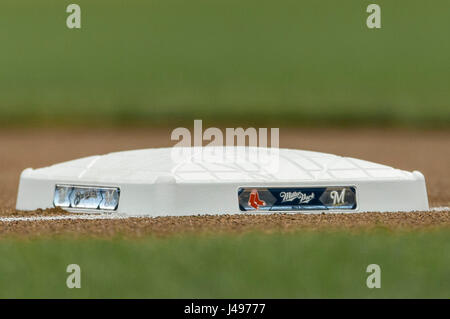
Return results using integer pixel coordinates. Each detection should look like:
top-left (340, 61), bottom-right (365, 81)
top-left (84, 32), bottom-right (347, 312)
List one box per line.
top-left (0, 230), bottom-right (448, 298)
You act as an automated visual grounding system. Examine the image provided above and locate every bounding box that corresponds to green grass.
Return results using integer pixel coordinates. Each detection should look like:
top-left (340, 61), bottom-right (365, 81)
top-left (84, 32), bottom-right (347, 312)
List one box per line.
top-left (0, 0), bottom-right (449, 127)
top-left (0, 230), bottom-right (449, 298)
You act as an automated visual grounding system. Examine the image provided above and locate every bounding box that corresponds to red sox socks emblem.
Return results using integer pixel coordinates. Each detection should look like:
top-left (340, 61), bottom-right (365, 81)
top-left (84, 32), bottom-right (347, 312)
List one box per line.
top-left (248, 189), bottom-right (266, 210)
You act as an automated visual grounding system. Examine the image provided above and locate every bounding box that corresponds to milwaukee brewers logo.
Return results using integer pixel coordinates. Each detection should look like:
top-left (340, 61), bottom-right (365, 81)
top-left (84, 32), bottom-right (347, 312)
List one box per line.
top-left (330, 188), bottom-right (346, 205)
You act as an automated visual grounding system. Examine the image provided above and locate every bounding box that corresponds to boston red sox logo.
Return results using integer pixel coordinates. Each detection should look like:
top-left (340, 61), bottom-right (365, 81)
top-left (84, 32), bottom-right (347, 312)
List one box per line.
top-left (248, 189), bottom-right (266, 210)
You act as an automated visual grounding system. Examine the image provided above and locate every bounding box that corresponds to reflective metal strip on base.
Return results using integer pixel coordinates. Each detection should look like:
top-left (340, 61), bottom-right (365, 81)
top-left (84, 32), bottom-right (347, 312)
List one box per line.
top-left (238, 186), bottom-right (357, 211)
top-left (53, 185), bottom-right (120, 211)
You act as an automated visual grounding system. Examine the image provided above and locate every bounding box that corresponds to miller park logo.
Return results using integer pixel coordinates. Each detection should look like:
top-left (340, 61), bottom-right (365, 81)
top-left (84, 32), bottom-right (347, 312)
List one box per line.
top-left (280, 191), bottom-right (315, 204)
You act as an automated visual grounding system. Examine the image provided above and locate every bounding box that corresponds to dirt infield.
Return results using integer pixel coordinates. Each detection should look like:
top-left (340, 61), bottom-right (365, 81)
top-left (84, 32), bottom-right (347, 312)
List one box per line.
top-left (0, 211), bottom-right (448, 238)
top-left (0, 128), bottom-right (449, 236)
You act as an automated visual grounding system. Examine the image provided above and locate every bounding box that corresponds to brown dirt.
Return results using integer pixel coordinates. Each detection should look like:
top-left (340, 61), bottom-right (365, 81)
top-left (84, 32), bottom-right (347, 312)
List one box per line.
top-left (0, 212), bottom-right (448, 239)
top-left (0, 128), bottom-right (449, 237)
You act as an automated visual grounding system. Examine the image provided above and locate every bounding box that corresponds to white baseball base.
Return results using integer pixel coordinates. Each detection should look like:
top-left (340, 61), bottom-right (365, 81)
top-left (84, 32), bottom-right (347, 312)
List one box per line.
top-left (16, 147), bottom-right (429, 215)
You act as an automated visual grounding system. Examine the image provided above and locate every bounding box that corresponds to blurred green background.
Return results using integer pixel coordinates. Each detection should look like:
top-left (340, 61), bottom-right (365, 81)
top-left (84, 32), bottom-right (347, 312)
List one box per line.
top-left (0, 0), bottom-right (449, 127)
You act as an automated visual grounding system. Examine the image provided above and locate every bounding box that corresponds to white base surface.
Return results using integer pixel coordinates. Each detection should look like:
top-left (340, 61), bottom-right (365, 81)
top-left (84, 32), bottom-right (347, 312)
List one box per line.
top-left (16, 147), bottom-right (429, 215)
